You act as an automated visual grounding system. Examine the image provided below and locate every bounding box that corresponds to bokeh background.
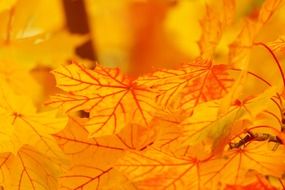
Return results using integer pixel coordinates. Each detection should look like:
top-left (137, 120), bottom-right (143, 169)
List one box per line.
top-left (1, 0), bottom-right (285, 104)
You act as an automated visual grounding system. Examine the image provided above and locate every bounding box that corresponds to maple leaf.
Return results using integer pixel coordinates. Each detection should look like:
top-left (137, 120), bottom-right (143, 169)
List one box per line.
top-left (0, 145), bottom-right (66, 190)
top-left (0, 0), bottom-right (64, 42)
top-left (0, 81), bottom-right (67, 154)
top-left (116, 140), bottom-right (284, 190)
top-left (49, 61), bottom-right (157, 137)
top-left (116, 147), bottom-right (210, 190)
top-left (1, 0), bottom-right (285, 190)
top-left (203, 141), bottom-right (285, 188)
top-left (198, 0), bottom-right (235, 58)
top-left (0, 62), bottom-right (42, 102)
top-left (54, 117), bottom-right (154, 189)
top-left (178, 86), bottom-right (279, 152)
top-left (0, 31), bottom-right (87, 69)
top-left (229, 0), bottom-right (282, 69)
top-left (137, 57), bottom-right (234, 110)
top-left (257, 0), bottom-right (283, 27)
top-left (0, 0), bottom-right (86, 70)
top-left (198, 4), bottom-right (223, 58)
top-left (225, 179), bottom-right (278, 190)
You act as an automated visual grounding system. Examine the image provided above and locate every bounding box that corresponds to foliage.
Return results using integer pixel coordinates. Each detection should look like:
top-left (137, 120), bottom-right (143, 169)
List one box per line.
top-left (1, 0), bottom-right (285, 189)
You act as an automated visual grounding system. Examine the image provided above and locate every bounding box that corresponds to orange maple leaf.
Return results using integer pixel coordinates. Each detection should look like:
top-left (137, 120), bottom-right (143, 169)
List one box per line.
top-left (138, 57), bottom-right (234, 110)
top-left (55, 117), bottom-right (154, 189)
top-left (49, 62), bottom-right (157, 137)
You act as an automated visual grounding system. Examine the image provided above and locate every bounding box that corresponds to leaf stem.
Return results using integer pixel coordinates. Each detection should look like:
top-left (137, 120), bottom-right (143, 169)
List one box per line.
top-left (254, 42), bottom-right (285, 87)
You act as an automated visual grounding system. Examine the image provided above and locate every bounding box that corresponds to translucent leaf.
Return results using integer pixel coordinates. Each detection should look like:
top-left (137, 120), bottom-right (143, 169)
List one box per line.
top-left (138, 58), bottom-right (234, 110)
top-left (0, 0), bottom-right (64, 41)
top-left (116, 147), bottom-right (207, 190)
top-left (49, 62), bottom-right (157, 137)
top-left (203, 142), bottom-right (285, 187)
top-left (180, 86), bottom-right (278, 150)
top-left (198, 0), bottom-right (236, 57)
top-left (258, 0), bottom-right (282, 26)
top-left (55, 117), bottom-right (153, 189)
top-left (0, 145), bottom-right (66, 190)
top-left (0, 31), bottom-right (87, 69)
top-left (0, 81), bottom-right (67, 154)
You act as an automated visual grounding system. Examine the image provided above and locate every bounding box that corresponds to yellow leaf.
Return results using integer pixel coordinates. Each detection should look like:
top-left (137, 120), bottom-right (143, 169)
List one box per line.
top-left (0, 62), bottom-right (41, 102)
top-left (258, 0), bottom-right (282, 27)
top-left (0, 0), bottom-right (64, 42)
top-left (0, 145), bottom-right (67, 190)
top-left (138, 57), bottom-right (234, 110)
top-left (0, 31), bottom-right (87, 69)
top-left (116, 147), bottom-right (207, 190)
top-left (55, 117), bottom-right (153, 189)
top-left (204, 141), bottom-right (285, 186)
top-left (180, 86), bottom-right (278, 150)
top-left (48, 62), bottom-right (157, 137)
top-left (0, 81), bottom-right (67, 153)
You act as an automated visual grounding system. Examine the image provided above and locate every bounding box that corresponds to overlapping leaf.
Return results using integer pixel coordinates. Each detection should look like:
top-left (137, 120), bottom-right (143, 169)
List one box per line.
top-left (0, 0), bottom-right (86, 69)
top-left (0, 145), bottom-right (66, 190)
top-left (0, 0), bottom-right (64, 42)
top-left (225, 176), bottom-right (278, 190)
top-left (116, 147), bottom-right (209, 190)
top-left (179, 86), bottom-right (278, 151)
top-left (55, 117), bottom-right (154, 189)
top-left (203, 141), bottom-right (285, 187)
top-left (0, 62), bottom-right (42, 101)
top-left (198, 1), bottom-right (232, 57)
top-left (1, 0), bottom-right (285, 190)
top-left (116, 141), bottom-right (285, 190)
top-left (0, 31), bottom-right (86, 69)
top-left (0, 81), bottom-right (67, 154)
top-left (229, 0), bottom-right (283, 68)
top-left (49, 62), bottom-right (157, 137)
top-left (138, 58), bottom-right (234, 110)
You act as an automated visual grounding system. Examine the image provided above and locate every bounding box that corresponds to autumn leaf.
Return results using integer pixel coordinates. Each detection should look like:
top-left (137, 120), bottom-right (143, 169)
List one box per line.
top-left (229, 0), bottom-right (282, 68)
top-left (0, 0), bottom-right (64, 42)
top-left (0, 62), bottom-right (42, 102)
top-left (55, 118), bottom-right (124, 190)
top-left (178, 86), bottom-right (278, 151)
top-left (0, 31), bottom-right (87, 69)
top-left (138, 57), bottom-right (234, 110)
top-left (257, 0), bottom-right (283, 27)
top-left (54, 117), bottom-right (154, 189)
top-left (0, 0), bottom-right (86, 70)
top-left (0, 81), bottom-right (67, 154)
top-left (116, 147), bottom-right (209, 190)
top-left (225, 174), bottom-right (278, 190)
top-left (1, 0), bottom-right (285, 189)
top-left (203, 141), bottom-right (285, 188)
top-left (116, 141), bottom-right (285, 189)
top-left (0, 145), bottom-right (66, 190)
top-left (49, 61), bottom-right (157, 137)
top-left (198, 4), bottom-right (223, 57)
